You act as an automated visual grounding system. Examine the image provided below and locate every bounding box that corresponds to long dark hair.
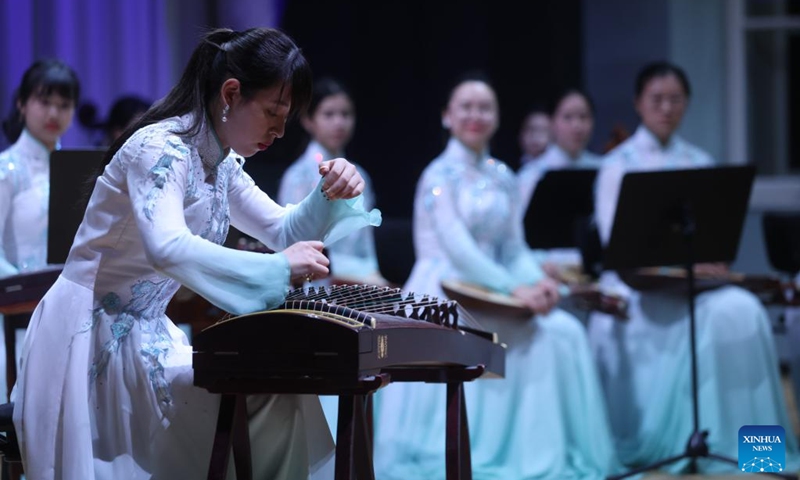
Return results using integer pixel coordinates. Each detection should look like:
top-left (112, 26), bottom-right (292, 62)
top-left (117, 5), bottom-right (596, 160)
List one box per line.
top-left (307, 77), bottom-right (352, 117)
top-left (102, 27), bottom-right (313, 167)
top-left (2, 59), bottom-right (80, 143)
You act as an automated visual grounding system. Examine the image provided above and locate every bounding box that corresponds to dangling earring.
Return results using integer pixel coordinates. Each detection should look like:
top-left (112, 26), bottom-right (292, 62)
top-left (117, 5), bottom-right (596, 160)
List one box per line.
top-left (222, 104), bottom-right (230, 123)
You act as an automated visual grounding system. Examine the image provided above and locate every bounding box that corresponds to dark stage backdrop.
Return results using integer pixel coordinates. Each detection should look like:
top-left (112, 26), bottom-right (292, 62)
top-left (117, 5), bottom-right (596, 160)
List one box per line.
top-left (243, 0), bottom-right (582, 219)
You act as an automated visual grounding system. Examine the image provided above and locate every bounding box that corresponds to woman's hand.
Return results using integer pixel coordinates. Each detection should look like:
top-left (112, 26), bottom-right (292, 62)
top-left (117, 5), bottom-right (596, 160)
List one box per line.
top-left (318, 158), bottom-right (365, 200)
top-left (512, 277), bottom-right (561, 315)
top-left (282, 241), bottom-right (330, 284)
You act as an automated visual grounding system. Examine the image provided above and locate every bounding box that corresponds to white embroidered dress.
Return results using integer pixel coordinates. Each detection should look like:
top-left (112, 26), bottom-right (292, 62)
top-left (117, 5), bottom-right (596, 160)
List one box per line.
top-left (12, 114), bottom-right (381, 479)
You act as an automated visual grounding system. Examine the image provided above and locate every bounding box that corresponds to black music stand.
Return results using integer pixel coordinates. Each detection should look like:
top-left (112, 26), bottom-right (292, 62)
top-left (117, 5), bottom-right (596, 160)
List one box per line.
top-left (523, 169), bottom-right (598, 250)
top-left (602, 165), bottom-right (793, 479)
top-left (523, 169), bottom-right (602, 279)
top-left (47, 149), bottom-right (106, 264)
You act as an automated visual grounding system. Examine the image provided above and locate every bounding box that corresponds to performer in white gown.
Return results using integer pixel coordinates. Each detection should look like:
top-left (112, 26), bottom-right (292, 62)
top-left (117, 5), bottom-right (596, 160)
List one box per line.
top-left (373, 74), bottom-right (619, 480)
top-left (517, 105), bottom-right (551, 169)
top-left (0, 59), bottom-right (80, 401)
top-left (517, 89), bottom-right (601, 272)
top-left (11, 27), bottom-right (381, 480)
top-left (590, 61), bottom-right (799, 474)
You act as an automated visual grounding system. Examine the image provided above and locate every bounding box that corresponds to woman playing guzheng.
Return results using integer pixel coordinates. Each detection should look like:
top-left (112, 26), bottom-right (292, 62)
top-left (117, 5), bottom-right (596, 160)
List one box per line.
top-left (11, 27), bottom-right (380, 479)
top-left (591, 60), bottom-right (799, 474)
top-left (372, 73), bottom-right (620, 479)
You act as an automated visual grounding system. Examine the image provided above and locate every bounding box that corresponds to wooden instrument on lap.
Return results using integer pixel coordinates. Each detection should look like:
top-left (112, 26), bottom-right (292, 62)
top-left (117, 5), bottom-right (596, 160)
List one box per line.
top-left (440, 279), bottom-right (532, 318)
top-left (440, 278), bottom-right (629, 320)
top-left (621, 267), bottom-right (798, 305)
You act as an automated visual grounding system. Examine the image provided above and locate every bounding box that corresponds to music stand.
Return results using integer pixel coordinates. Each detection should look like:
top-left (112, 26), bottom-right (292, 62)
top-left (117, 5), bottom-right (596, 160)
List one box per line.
top-left (603, 165), bottom-right (792, 479)
top-left (47, 149), bottom-right (106, 264)
top-left (523, 169), bottom-right (598, 250)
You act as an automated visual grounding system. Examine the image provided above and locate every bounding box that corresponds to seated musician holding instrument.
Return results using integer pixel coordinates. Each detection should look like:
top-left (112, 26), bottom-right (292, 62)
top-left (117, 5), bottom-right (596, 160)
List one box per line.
top-left (278, 76), bottom-right (389, 288)
top-left (11, 27), bottom-right (380, 479)
top-left (372, 73), bottom-right (620, 480)
top-left (0, 59), bottom-right (80, 400)
top-left (591, 61), bottom-right (800, 473)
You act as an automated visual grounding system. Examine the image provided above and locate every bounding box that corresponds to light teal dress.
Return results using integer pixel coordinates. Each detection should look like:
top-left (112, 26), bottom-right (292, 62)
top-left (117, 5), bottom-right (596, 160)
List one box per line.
top-left (11, 114), bottom-right (381, 479)
top-left (372, 137), bottom-right (620, 479)
top-left (591, 125), bottom-right (800, 474)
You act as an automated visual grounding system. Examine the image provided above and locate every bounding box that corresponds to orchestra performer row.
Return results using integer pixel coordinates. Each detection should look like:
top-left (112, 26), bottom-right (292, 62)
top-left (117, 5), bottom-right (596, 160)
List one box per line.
top-left (1, 30), bottom-right (798, 480)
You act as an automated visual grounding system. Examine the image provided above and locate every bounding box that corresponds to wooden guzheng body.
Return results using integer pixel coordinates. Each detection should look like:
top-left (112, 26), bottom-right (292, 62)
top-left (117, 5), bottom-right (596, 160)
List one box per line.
top-left (192, 284), bottom-right (505, 480)
top-left (193, 284), bottom-right (505, 388)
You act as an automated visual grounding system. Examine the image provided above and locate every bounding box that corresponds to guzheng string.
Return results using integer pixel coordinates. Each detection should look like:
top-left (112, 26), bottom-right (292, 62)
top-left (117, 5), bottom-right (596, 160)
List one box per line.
top-left (283, 284), bottom-right (485, 330)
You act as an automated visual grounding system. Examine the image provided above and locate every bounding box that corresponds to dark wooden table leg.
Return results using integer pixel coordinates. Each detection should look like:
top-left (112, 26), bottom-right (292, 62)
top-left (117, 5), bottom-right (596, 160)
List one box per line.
top-left (446, 382), bottom-right (472, 480)
top-left (4, 313), bottom-right (28, 403)
top-left (207, 394), bottom-right (237, 480)
top-left (231, 394), bottom-right (252, 480)
top-left (335, 394), bottom-right (355, 480)
top-left (353, 394), bottom-right (375, 480)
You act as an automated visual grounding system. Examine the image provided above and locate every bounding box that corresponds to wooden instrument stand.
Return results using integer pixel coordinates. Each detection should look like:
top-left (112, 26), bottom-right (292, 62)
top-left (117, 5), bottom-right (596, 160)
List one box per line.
top-left (204, 365), bottom-right (485, 480)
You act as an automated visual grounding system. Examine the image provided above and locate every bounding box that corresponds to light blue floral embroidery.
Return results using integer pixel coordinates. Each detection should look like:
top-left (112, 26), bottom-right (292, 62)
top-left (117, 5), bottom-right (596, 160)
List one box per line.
top-left (89, 278), bottom-right (178, 410)
top-left (143, 138), bottom-right (190, 221)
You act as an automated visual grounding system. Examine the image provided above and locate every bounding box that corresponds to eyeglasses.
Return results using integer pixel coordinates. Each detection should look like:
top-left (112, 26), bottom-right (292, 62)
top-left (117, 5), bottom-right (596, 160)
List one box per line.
top-left (644, 94), bottom-right (686, 108)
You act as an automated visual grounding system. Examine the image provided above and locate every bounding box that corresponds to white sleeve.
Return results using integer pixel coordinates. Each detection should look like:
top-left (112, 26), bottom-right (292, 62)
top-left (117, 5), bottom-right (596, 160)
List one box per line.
top-left (125, 138), bottom-right (292, 315)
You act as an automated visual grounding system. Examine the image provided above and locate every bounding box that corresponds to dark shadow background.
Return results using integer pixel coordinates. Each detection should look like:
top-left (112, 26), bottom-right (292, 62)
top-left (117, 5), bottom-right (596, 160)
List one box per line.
top-left (244, 0), bottom-right (582, 219)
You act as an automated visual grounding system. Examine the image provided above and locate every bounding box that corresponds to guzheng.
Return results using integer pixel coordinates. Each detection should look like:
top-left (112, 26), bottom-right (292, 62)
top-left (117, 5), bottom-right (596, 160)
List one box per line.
top-left (192, 284), bottom-right (506, 392)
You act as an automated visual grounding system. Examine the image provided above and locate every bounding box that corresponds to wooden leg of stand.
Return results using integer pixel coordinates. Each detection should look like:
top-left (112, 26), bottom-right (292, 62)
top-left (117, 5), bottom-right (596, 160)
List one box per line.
top-left (335, 394), bottom-right (355, 480)
top-left (231, 395), bottom-right (252, 480)
top-left (4, 463), bottom-right (22, 480)
top-left (446, 382), bottom-right (472, 480)
top-left (353, 395), bottom-right (375, 480)
top-left (207, 394), bottom-right (236, 480)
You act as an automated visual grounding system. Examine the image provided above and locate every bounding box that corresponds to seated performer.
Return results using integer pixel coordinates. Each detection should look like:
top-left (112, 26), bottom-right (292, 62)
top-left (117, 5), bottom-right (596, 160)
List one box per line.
top-left (278, 76), bottom-right (388, 286)
top-left (517, 104), bottom-right (551, 169)
top-left (517, 88), bottom-right (601, 275)
top-left (590, 60), bottom-right (800, 474)
top-left (11, 27), bottom-right (380, 479)
top-left (372, 73), bottom-right (620, 480)
top-left (517, 88), bottom-right (600, 211)
top-left (0, 59), bottom-right (80, 401)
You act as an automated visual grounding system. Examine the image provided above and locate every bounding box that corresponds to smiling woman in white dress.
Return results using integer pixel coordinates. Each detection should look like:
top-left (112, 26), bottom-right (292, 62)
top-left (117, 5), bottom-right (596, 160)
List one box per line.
top-left (373, 74), bottom-right (619, 480)
top-left (591, 61), bottom-right (799, 474)
top-left (11, 28), bottom-right (381, 480)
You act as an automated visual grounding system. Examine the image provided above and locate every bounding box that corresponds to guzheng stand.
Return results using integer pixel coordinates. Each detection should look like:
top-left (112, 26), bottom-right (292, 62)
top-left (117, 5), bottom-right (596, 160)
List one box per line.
top-left (203, 364), bottom-right (485, 480)
top-left (602, 166), bottom-right (792, 479)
